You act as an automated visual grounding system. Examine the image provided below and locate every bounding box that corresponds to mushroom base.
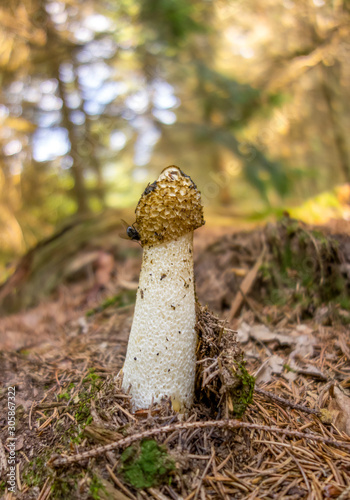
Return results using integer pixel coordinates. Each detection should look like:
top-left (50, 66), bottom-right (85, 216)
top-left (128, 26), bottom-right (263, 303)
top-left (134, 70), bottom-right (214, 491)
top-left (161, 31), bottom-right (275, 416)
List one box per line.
top-left (122, 232), bottom-right (196, 411)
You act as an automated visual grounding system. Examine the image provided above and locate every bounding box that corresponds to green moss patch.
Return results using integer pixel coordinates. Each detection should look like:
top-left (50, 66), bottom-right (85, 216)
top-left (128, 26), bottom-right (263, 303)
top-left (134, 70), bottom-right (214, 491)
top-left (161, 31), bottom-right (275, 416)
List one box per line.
top-left (260, 219), bottom-right (349, 318)
top-left (120, 440), bottom-right (175, 489)
top-left (229, 361), bottom-right (255, 418)
top-left (89, 474), bottom-right (107, 500)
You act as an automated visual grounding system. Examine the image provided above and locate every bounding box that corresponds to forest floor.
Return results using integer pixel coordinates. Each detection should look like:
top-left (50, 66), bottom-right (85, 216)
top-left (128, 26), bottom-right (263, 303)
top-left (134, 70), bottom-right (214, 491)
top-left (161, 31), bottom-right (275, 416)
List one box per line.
top-left (0, 217), bottom-right (350, 500)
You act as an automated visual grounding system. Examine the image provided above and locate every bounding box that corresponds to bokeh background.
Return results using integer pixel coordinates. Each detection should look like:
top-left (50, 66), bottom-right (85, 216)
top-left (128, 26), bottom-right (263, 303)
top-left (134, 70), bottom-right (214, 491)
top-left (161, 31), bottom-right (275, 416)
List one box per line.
top-left (1, 0), bottom-right (350, 269)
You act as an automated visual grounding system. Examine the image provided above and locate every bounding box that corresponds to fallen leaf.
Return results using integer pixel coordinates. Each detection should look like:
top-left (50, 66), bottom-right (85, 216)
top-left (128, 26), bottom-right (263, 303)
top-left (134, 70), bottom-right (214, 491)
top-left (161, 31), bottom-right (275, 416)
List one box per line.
top-left (284, 370), bottom-right (298, 382)
top-left (237, 322), bottom-right (250, 343)
top-left (295, 324), bottom-right (314, 335)
top-left (255, 355), bottom-right (284, 385)
top-left (288, 359), bottom-right (326, 380)
top-left (323, 484), bottom-right (342, 498)
top-left (250, 325), bottom-right (274, 342)
top-left (328, 385), bottom-right (350, 435)
top-left (250, 325), bottom-right (293, 346)
top-left (297, 365), bottom-right (326, 379)
top-left (290, 334), bottom-right (316, 359)
top-left (15, 435), bottom-right (24, 451)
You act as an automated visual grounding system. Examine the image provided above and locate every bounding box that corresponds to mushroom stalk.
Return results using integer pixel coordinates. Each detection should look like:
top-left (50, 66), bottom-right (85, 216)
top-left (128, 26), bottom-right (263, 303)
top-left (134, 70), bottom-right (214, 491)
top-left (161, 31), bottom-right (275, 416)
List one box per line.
top-left (122, 166), bottom-right (204, 411)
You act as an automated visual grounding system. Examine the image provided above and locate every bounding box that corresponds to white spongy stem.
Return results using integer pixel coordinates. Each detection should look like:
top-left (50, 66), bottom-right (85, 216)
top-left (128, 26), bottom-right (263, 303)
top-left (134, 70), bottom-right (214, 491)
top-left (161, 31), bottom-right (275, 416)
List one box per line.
top-left (122, 232), bottom-right (196, 411)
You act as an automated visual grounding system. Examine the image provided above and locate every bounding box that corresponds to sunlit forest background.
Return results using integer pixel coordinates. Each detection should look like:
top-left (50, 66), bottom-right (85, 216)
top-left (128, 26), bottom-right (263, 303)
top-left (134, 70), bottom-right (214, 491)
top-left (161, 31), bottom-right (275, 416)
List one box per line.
top-left (1, 0), bottom-right (350, 269)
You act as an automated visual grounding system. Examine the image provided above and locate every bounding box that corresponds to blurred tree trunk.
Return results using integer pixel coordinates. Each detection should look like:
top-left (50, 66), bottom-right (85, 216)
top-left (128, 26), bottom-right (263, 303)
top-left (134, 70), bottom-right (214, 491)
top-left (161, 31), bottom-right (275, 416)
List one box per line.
top-left (191, 3), bottom-right (232, 206)
top-left (72, 58), bottom-right (106, 207)
top-left (42, 2), bottom-right (90, 215)
top-left (55, 65), bottom-right (90, 213)
top-left (306, 8), bottom-right (350, 183)
top-left (320, 64), bottom-right (350, 182)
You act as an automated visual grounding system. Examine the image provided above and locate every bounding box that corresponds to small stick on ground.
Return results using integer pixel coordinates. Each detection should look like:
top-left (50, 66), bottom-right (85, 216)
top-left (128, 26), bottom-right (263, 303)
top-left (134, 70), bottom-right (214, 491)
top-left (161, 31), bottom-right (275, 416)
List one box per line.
top-left (193, 448), bottom-right (215, 500)
top-left (228, 246), bottom-right (266, 324)
top-left (48, 418), bottom-right (350, 468)
top-left (255, 388), bottom-right (320, 415)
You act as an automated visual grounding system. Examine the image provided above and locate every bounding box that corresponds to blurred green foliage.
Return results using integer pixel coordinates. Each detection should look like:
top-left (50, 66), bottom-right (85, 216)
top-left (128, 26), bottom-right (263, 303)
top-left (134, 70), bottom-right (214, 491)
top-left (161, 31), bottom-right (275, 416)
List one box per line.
top-left (0, 0), bottom-right (349, 260)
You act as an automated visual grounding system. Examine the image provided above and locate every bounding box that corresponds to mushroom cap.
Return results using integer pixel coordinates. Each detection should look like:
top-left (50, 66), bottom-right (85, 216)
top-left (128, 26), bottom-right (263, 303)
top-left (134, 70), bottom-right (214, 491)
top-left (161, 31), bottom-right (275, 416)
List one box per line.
top-left (135, 166), bottom-right (205, 246)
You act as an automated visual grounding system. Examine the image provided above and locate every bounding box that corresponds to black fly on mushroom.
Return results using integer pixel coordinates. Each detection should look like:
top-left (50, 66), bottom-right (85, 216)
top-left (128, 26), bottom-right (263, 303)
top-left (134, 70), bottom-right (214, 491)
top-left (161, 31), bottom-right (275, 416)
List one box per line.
top-left (121, 166), bottom-right (205, 412)
top-left (120, 220), bottom-right (141, 242)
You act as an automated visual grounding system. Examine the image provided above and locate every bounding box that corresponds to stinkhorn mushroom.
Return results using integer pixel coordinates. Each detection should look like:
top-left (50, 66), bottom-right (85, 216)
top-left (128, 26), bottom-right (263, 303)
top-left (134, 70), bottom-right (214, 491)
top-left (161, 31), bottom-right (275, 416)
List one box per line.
top-left (122, 166), bottom-right (204, 411)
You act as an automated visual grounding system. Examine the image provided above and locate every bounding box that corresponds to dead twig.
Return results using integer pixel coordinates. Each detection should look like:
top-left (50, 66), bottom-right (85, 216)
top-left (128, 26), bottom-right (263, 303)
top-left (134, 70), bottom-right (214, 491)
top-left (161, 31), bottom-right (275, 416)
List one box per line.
top-left (193, 448), bottom-right (215, 500)
top-left (37, 476), bottom-right (54, 500)
top-left (255, 388), bottom-right (320, 415)
top-left (106, 464), bottom-right (136, 500)
top-left (228, 245), bottom-right (266, 323)
top-left (49, 418), bottom-right (350, 468)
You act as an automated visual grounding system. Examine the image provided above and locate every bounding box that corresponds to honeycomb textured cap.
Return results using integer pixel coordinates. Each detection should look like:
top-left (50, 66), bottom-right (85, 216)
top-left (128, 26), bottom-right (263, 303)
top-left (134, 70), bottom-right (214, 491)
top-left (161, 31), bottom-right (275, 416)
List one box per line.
top-left (136, 166), bottom-right (205, 246)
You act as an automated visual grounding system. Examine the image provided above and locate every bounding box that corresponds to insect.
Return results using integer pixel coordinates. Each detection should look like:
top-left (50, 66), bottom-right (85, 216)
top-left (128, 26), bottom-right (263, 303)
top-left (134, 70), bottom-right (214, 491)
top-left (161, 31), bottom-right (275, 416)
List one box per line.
top-left (120, 220), bottom-right (141, 242)
top-left (143, 181), bottom-right (157, 196)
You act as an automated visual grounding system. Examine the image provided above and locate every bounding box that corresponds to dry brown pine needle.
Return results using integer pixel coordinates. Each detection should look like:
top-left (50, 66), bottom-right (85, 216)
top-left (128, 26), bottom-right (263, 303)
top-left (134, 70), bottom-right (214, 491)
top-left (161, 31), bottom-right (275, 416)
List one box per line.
top-left (48, 418), bottom-right (350, 467)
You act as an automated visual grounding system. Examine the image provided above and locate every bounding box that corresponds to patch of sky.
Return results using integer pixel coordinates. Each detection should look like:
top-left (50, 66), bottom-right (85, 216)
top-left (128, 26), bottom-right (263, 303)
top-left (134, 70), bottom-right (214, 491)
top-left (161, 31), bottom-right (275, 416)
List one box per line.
top-left (122, 109), bottom-right (136, 121)
top-left (70, 23), bottom-right (94, 43)
top-left (84, 14), bottom-right (114, 33)
top-left (52, 10), bottom-right (67, 25)
top-left (94, 82), bottom-right (127, 105)
top-left (66, 91), bottom-right (82, 109)
top-left (40, 79), bottom-right (58, 94)
top-left (110, 130), bottom-right (127, 151)
top-left (0, 104), bottom-right (9, 119)
top-left (125, 90), bottom-right (149, 114)
top-left (132, 117), bottom-right (160, 166)
top-left (83, 100), bottom-right (105, 116)
top-left (152, 81), bottom-right (179, 109)
top-left (61, 155), bottom-right (74, 170)
top-left (39, 95), bottom-right (63, 112)
top-left (45, 1), bottom-right (65, 15)
top-left (33, 127), bottom-right (70, 162)
top-left (37, 111), bottom-right (61, 128)
top-left (70, 111), bottom-right (85, 125)
top-left (78, 62), bottom-right (111, 89)
top-left (81, 79), bottom-right (125, 111)
top-left (77, 39), bottom-right (117, 63)
top-left (59, 63), bottom-right (75, 84)
top-left (22, 87), bottom-right (41, 104)
top-left (152, 109), bottom-right (176, 125)
top-left (8, 81), bottom-right (24, 95)
top-left (3, 139), bottom-right (22, 156)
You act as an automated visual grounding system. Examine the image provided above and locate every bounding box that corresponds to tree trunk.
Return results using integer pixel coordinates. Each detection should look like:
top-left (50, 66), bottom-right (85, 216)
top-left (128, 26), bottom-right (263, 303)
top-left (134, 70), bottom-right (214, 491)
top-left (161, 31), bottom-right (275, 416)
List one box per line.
top-left (320, 64), bottom-right (350, 182)
top-left (55, 67), bottom-right (90, 213)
